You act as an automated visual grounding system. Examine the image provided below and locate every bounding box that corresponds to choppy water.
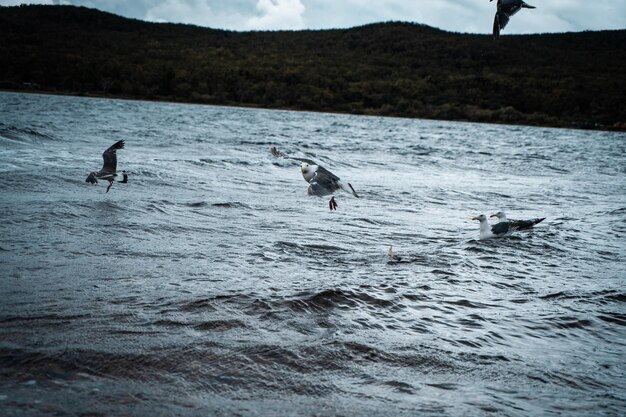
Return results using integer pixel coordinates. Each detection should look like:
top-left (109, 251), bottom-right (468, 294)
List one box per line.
top-left (0, 91), bottom-right (625, 416)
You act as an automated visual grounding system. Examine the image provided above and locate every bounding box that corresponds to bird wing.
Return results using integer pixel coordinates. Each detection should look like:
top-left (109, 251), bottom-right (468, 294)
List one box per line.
top-left (309, 169), bottom-right (341, 195)
top-left (100, 140), bottom-right (124, 175)
top-left (496, 10), bottom-right (510, 30)
top-left (491, 221), bottom-right (512, 235)
top-left (314, 165), bottom-right (341, 183)
top-left (493, 13), bottom-right (501, 39)
top-left (512, 218), bottom-right (545, 230)
top-left (507, 4), bottom-right (522, 17)
top-left (270, 146), bottom-right (316, 165)
top-left (308, 181), bottom-right (334, 197)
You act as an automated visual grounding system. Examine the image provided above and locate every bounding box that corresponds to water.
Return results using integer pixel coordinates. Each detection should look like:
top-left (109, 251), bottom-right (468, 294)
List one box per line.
top-left (0, 91), bottom-right (625, 416)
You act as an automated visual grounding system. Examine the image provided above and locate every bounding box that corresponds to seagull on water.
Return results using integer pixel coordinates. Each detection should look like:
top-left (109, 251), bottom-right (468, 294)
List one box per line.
top-left (85, 140), bottom-right (125, 193)
top-left (490, 211), bottom-right (545, 230)
top-left (271, 147), bottom-right (359, 211)
top-left (472, 213), bottom-right (518, 240)
top-left (388, 246), bottom-right (402, 262)
top-left (490, 0), bottom-right (536, 40)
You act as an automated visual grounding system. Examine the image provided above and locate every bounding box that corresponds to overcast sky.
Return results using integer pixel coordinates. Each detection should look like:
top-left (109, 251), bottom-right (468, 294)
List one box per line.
top-left (2, 0), bottom-right (625, 34)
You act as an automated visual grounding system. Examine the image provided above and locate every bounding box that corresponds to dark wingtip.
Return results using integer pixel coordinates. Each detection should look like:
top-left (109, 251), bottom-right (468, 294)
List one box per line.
top-left (107, 140), bottom-right (125, 151)
top-left (85, 172), bottom-right (97, 184)
top-left (493, 14), bottom-right (500, 40)
top-left (270, 146), bottom-right (284, 158)
top-left (348, 183), bottom-right (359, 198)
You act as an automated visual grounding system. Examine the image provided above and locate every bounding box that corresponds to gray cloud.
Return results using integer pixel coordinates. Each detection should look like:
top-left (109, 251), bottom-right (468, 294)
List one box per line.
top-left (2, 0), bottom-right (625, 33)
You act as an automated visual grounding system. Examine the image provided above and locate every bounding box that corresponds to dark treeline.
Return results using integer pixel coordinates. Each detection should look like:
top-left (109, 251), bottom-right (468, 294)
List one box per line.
top-left (1, 5), bottom-right (625, 130)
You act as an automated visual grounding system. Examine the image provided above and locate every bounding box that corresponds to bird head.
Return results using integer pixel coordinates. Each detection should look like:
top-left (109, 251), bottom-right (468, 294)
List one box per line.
top-left (490, 211), bottom-right (506, 221)
top-left (472, 214), bottom-right (487, 222)
top-left (300, 162), bottom-right (318, 182)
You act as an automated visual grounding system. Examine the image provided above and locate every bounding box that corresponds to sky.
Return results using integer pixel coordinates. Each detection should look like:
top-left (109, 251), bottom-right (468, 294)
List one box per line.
top-left (2, 0), bottom-right (625, 34)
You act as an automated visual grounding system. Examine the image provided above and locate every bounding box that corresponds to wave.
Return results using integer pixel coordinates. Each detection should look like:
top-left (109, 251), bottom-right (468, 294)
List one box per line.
top-left (211, 202), bottom-right (252, 209)
top-left (539, 289), bottom-right (626, 304)
top-left (0, 124), bottom-right (57, 143)
top-left (284, 289), bottom-right (395, 313)
top-left (152, 319), bottom-right (246, 331)
top-left (273, 241), bottom-right (349, 255)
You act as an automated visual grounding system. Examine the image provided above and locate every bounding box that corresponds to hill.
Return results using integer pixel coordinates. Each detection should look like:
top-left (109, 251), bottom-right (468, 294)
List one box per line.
top-left (1, 5), bottom-right (625, 130)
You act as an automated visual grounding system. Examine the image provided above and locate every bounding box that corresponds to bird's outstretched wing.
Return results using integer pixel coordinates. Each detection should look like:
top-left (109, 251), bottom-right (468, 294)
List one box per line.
top-left (100, 140), bottom-right (124, 175)
top-left (270, 146), bottom-right (316, 165)
top-left (493, 13), bottom-right (501, 39)
top-left (496, 11), bottom-right (510, 30)
top-left (315, 165), bottom-right (341, 183)
top-left (309, 170), bottom-right (341, 195)
top-left (508, 4), bottom-right (523, 17)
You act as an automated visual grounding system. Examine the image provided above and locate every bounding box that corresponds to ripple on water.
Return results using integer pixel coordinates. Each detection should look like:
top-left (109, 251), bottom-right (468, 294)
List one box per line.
top-left (1, 92), bottom-right (625, 417)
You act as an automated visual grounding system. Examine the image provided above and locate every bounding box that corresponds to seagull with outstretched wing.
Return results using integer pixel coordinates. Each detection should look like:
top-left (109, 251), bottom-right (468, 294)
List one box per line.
top-left (85, 140), bottom-right (125, 193)
top-left (271, 146), bottom-right (359, 211)
top-left (491, 0), bottom-right (536, 40)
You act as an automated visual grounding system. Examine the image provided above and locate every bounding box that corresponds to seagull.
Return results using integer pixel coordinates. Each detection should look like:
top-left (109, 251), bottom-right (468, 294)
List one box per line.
top-left (472, 214), bottom-right (518, 240)
top-left (490, 211), bottom-right (545, 230)
top-left (85, 140), bottom-right (125, 193)
top-left (490, 0), bottom-right (536, 40)
top-left (271, 147), bottom-right (359, 211)
top-left (388, 246), bottom-right (402, 262)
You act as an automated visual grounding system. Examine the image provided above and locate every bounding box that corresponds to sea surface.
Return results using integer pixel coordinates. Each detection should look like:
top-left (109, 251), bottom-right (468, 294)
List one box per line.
top-left (0, 91), bottom-right (625, 416)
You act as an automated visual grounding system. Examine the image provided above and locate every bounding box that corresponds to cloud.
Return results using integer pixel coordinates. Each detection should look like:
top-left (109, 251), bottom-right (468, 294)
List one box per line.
top-left (146, 0), bottom-right (307, 31)
top-left (145, 0), bottom-right (215, 26)
top-left (2, 0), bottom-right (625, 33)
top-left (245, 0), bottom-right (306, 31)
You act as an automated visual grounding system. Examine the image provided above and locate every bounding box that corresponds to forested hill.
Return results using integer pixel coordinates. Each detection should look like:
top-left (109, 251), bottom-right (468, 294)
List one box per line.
top-left (1, 5), bottom-right (625, 130)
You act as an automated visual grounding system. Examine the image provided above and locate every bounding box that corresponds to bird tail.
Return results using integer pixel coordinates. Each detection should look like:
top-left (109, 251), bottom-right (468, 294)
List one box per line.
top-left (521, 2), bottom-right (535, 8)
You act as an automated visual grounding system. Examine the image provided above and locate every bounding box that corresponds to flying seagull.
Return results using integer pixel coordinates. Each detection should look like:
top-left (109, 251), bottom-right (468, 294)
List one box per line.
top-left (85, 140), bottom-right (125, 193)
top-left (472, 213), bottom-right (518, 240)
top-left (490, 0), bottom-right (536, 40)
top-left (271, 147), bottom-right (359, 210)
top-left (490, 211), bottom-right (545, 230)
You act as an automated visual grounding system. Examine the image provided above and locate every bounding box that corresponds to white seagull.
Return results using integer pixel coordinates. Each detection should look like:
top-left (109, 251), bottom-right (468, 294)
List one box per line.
top-left (472, 213), bottom-right (518, 240)
top-left (490, 211), bottom-right (545, 230)
top-left (490, 0), bottom-right (536, 40)
top-left (271, 147), bottom-right (359, 210)
top-left (85, 140), bottom-right (125, 193)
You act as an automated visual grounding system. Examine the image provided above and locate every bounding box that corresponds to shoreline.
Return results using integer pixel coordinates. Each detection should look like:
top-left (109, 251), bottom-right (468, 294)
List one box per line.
top-left (2, 88), bottom-right (624, 133)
